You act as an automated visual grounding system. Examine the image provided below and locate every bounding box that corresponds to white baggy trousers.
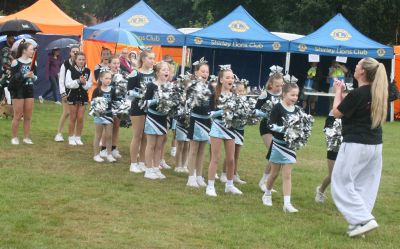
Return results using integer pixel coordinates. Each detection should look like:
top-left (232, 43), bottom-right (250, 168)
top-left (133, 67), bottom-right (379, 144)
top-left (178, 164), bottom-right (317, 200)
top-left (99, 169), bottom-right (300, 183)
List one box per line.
top-left (331, 142), bottom-right (382, 225)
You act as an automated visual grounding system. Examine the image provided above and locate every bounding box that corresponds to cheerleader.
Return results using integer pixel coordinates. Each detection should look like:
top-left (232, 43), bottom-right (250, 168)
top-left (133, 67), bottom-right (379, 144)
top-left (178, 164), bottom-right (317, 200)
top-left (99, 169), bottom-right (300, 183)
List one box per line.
top-left (127, 49), bottom-right (155, 173)
top-left (65, 52), bottom-right (92, 145)
top-left (256, 66), bottom-right (284, 192)
top-left (54, 45), bottom-right (80, 142)
top-left (261, 82), bottom-right (300, 213)
top-left (92, 70), bottom-right (117, 163)
top-left (206, 65), bottom-right (242, 197)
top-left (142, 61), bottom-right (170, 179)
top-left (220, 81), bottom-right (247, 184)
top-left (93, 47), bottom-right (111, 81)
top-left (186, 58), bottom-right (212, 188)
top-left (9, 42), bottom-right (37, 145)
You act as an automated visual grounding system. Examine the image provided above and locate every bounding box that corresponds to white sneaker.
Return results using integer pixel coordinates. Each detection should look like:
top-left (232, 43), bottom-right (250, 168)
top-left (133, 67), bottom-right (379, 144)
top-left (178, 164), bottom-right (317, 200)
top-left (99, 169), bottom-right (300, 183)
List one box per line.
top-left (170, 147), bottom-right (176, 157)
top-left (262, 193), bottom-right (272, 206)
top-left (220, 173), bottom-right (227, 183)
top-left (130, 163), bottom-right (143, 173)
top-left (206, 186), bottom-right (217, 197)
top-left (93, 154), bottom-right (104, 162)
top-left (259, 183), bottom-right (277, 193)
top-left (112, 149), bottom-right (122, 159)
top-left (11, 137), bottom-right (19, 145)
top-left (22, 138), bottom-right (34, 144)
top-left (315, 186), bottom-right (326, 203)
top-left (283, 203), bottom-right (299, 213)
top-left (234, 175), bottom-right (247, 184)
top-left (144, 168), bottom-right (159, 180)
top-left (182, 166), bottom-right (189, 173)
top-left (348, 220), bottom-right (379, 237)
top-left (159, 159), bottom-right (171, 169)
top-left (54, 133), bottom-right (64, 142)
top-left (38, 96), bottom-right (44, 104)
top-left (215, 173), bottom-right (219, 180)
top-left (174, 167), bottom-right (183, 173)
top-left (154, 168), bottom-right (166, 179)
top-left (225, 184), bottom-right (243, 195)
top-left (99, 149), bottom-right (108, 158)
top-left (74, 136), bottom-right (83, 145)
top-left (55, 101), bottom-right (61, 105)
top-left (106, 154), bottom-right (116, 163)
top-left (196, 176), bottom-right (207, 187)
top-left (138, 162), bottom-right (147, 171)
top-left (68, 136), bottom-right (76, 146)
top-left (186, 176), bottom-right (199, 188)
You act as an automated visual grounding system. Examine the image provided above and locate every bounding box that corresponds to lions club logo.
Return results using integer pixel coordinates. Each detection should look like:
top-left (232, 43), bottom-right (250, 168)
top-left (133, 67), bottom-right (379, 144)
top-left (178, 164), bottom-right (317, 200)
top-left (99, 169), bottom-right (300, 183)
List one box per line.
top-left (128, 15), bottom-right (149, 27)
top-left (330, 29), bottom-right (352, 41)
top-left (298, 44), bottom-right (307, 52)
top-left (377, 48), bottom-right (386, 57)
top-left (272, 42), bottom-right (281, 51)
top-left (194, 37), bottom-right (203, 45)
top-left (167, 35), bottom-right (176, 44)
top-left (228, 20), bottom-right (250, 32)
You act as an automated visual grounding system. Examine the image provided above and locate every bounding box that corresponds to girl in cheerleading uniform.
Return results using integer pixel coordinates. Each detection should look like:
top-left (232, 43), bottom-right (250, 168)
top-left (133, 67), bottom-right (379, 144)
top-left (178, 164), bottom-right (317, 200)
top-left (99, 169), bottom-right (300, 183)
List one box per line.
top-left (255, 67), bottom-right (284, 192)
top-left (261, 82), bottom-right (300, 213)
top-left (127, 49), bottom-right (155, 173)
top-left (65, 52), bottom-right (92, 146)
top-left (142, 61), bottom-right (170, 180)
top-left (92, 70), bottom-right (117, 163)
top-left (10, 42), bottom-right (37, 145)
top-left (55, 45), bottom-right (80, 142)
top-left (186, 59), bottom-right (212, 188)
top-left (93, 47), bottom-right (111, 81)
top-left (206, 65), bottom-right (242, 197)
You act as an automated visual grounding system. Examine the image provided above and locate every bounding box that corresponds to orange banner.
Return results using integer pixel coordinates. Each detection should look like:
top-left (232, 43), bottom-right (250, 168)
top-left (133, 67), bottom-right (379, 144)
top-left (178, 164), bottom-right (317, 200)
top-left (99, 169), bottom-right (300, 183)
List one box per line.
top-left (394, 46), bottom-right (400, 117)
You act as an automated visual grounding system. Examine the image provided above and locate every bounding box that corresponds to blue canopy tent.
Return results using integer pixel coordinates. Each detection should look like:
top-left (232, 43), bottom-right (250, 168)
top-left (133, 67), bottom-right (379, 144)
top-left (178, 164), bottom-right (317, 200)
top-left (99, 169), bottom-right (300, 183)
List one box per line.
top-left (83, 0), bottom-right (184, 46)
top-left (185, 6), bottom-right (289, 87)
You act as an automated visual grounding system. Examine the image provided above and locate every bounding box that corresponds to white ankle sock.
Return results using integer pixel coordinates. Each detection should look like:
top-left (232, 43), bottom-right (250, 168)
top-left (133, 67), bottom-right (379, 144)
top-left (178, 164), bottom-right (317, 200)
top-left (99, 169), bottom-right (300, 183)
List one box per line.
top-left (265, 189), bottom-right (272, 195)
top-left (208, 180), bottom-right (215, 187)
top-left (226, 180), bottom-right (233, 186)
top-left (284, 195), bottom-right (291, 205)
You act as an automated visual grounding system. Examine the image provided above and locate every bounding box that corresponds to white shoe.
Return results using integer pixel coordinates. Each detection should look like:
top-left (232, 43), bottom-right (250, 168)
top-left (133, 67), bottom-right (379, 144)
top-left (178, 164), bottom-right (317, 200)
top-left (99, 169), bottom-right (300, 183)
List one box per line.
top-left (206, 186), bottom-right (217, 197)
top-left (159, 159), bottom-right (171, 169)
top-left (93, 154), bottom-right (104, 162)
top-left (153, 167), bottom-right (166, 179)
top-left (144, 168), bottom-right (159, 180)
top-left (54, 133), bottom-right (64, 142)
top-left (106, 154), bottom-right (117, 163)
top-left (262, 193), bottom-right (272, 206)
top-left (170, 147), bottom-right (176, 157)
top-left (348, 220), bottom-right (379, 237)
top-left (259, 183), bottom-right (277, 193)
top-left (283, 203), bottom-right (299, 213)
top-left (68, 136), bottom-right (76, 146)
top-left (174, 167), bottom-right (183, 173)
top-left (220, 173), bottom-right (227, 183)
top-left (215, 173), bottom-right (219, 180)
top-left (22, 138), bottom-right (34, 144)
top-left (138, 162), bottom-right (147, 171)
top-left (196, 176), bottom-right (207, 187)
top-left (74, 136), bottom-right (83, 145)
top-left (11, 137), bottom-right (19, 145)
top-left (233, 175), bottom-right (247, 184)
top-left (225, 184), bottom-right (243, 195)
top-left (55, 101), bottom-right (61, 105)
top-left (99, 149), bottom-right (108, 158)
top-left (182, 166), bottom-right (189, 173)
top-left (315, 186), bottom-right (326, 203)
top-left (112, 149), bottom-right (122, 159)
top-left (130, 163), bottom-right (143, 173)
top-left (38, 96), bottom-right (44, 103)
top-left (186, 176), bottom-right (199, 188)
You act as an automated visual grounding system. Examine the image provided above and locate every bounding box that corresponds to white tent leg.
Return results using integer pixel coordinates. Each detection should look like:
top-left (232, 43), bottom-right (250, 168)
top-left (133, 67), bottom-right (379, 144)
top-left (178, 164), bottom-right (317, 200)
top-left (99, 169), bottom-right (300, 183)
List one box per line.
top-left (285, 52), bottom-right (291, 74)
top-left (258, 53), bottom-right (263, 88)
top-left (390, 56), bottom-right (395, 122)
top-left (180, 46), bottom-right (187, 76)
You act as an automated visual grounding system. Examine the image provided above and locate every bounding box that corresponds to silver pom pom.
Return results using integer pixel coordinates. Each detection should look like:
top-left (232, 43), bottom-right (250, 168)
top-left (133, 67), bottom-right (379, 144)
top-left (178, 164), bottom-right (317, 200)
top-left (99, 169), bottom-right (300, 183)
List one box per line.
top-left (324, 119), bottom-right (342, 152)
top-left (89, 97), bottom-right (108, 117)
top-left (282, 108), bottom-right (314, 150)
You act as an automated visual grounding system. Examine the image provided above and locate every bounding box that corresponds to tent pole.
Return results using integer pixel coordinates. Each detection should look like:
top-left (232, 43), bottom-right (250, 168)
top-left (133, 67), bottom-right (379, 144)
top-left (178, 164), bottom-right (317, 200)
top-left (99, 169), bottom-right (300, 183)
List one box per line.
top-left (390, 55), bottom-right (395, 122)
top-left (285, 52), bottom-right (291, 74)
top-left (181, 46), bottom-right (187, 76)
top-left (212, 49), bottom-right (216, 75)
top-left (258, 53), bottom-right (263, 89)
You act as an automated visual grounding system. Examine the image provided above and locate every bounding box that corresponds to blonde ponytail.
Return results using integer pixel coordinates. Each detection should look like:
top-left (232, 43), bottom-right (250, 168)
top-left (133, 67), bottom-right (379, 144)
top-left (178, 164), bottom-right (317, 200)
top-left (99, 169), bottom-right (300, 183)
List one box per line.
top-left (361, 58), bottom-right (388, 129)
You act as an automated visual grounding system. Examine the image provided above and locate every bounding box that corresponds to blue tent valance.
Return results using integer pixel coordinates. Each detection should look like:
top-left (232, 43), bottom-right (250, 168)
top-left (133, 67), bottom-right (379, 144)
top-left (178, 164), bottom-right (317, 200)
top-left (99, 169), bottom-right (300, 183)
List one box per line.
top-left (82, 1), bottom-right (184, 46)
top-left (186, 6), bottom-right (288, 52)
top-left (289, 14), bottom-right (393, 59)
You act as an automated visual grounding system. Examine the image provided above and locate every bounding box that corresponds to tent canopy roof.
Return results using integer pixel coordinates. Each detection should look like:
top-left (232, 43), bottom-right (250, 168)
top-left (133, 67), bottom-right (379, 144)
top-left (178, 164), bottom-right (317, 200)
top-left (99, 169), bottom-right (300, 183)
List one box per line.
top-left (0, 0), bottom-right (84, 36)
top-left (83, 0), bottom-right (184, 46)
top-left (186, 5), bottom-right (288, 52)
top-left (289, 14), bottom-right (393, 59)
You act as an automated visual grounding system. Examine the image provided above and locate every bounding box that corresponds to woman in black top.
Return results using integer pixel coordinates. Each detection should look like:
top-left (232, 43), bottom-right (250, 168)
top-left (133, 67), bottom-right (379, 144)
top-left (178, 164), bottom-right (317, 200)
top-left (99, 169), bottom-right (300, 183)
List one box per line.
top-left (10, 42), bottom-right (37, 145)
top-left (331, 57), bottom-right (388, 237)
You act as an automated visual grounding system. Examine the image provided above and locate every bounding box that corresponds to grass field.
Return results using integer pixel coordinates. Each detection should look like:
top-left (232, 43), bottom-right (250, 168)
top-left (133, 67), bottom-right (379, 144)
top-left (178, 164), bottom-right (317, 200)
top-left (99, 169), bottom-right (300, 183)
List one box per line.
top-left (0, 101), bottom-right (399, 249)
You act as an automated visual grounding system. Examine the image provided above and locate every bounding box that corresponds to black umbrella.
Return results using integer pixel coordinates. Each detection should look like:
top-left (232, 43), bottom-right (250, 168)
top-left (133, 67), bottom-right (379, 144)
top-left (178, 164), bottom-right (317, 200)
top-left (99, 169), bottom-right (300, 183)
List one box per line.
top-left (45, 38), bottom-right (79, 50)
top-left (0, 19), bottom-right (42, 36)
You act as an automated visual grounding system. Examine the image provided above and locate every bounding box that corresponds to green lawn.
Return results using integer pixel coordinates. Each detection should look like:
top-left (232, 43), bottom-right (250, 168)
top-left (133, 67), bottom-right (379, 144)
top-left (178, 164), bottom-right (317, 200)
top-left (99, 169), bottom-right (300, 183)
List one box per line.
top-left (0, 101), bottom-right (399, 249)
